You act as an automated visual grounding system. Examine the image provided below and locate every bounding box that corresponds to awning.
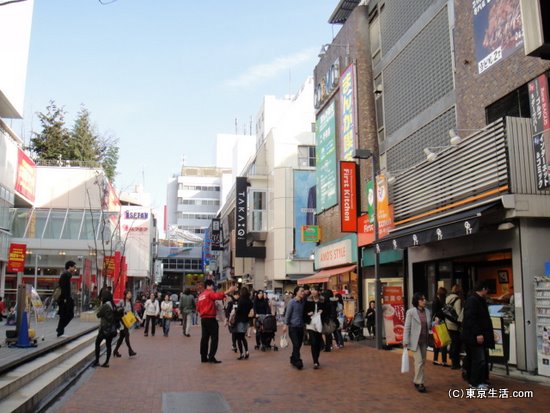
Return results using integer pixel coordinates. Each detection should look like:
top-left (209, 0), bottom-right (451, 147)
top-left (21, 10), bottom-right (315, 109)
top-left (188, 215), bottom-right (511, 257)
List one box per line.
top-left (297, 264), bottom-right (357, 285)
top-left (374, 202), bottom-right (500, 252)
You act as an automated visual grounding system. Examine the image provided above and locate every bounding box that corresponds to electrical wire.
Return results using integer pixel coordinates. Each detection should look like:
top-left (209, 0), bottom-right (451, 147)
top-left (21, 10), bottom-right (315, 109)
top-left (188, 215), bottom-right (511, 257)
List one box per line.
top-left (0, 0), bottom-right (28, 6)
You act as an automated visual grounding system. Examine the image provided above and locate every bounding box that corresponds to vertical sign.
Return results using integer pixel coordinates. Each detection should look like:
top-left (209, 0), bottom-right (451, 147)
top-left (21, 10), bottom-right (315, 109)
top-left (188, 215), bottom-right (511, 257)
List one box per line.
top-left (376, 175), bottom-right (394, 238)
top-left (235, 177), bottom-right (265, 258)
top-left (340, 64), bottom-right (356, 161)
top-left (382, 285), bottom-right (405, 346)
top-left (340, 161), bottom-right (357, 232)
top-left (211, 218), bottom-right (222, 251)
top-left (528, 74), bottom-right (550, 189)
top-left (316, 101), bottom-right (337, 212)
top-left (473, 0), bottom-right (524, 74)
top-left (294, 170), bottom-right (317, 258)
top-left (7, 243), bottom-right (26, 273)
top-left (15, 148), bottom-right (36, 202)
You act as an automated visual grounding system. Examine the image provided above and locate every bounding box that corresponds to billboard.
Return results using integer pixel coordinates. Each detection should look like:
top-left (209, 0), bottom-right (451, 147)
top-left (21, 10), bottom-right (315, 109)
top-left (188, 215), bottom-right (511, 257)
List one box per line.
top-left (340, 64), bottom-right (356, 161)
top-left (473, 0), bottom-right (524, 74)
top-left (293, 170), bottom-right (317, 258)
top-left (121, 207), bottom-right (151, 278)
top-left (316, 101), bottom-right (337, 212)
top-left (15, 148), bottom-right (36, 202)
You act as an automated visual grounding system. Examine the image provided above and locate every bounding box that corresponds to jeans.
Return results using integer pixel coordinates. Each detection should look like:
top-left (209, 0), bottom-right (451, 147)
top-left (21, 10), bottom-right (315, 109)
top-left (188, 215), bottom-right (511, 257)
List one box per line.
top-left (333, 329), bottom-right (344, 347)
top-left (163, 318), bottom-right (171, 336)
top-left (94, 329), bottom-right (113, 365)
top-left (182, 312), bottom-right (192, 335)
top-left (288, 326), bottom-right (304, 365)
top-left (433, 344), bottom-right (448, 364)
top-left (200, 318), bottom-right (219, 360)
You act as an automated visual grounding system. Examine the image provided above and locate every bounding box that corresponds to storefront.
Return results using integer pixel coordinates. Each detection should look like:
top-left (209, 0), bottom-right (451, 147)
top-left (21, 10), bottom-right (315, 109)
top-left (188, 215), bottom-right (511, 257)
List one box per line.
top-left (303, 234), bottom-right (358, 319)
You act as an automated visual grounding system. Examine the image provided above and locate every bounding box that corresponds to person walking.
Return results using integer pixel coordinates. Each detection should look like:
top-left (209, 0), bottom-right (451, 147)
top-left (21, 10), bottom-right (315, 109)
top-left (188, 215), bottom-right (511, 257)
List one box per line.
top-left (304, 285), bottom-right (327, 369)
top-left (462, 280), bottom-right (494, 389)
top-left (225, 290), bottom-right (240, 352)
top-left (322, 289), bottom-right (338, 352)
top-left (446, 284), bottom-right (463, 369)
top-left (333, 293), bottom-right (345, 349)
top-left (56, 260), bottom-right (78, 338)
top-left (432, 287), bottom-right (449, 367)
top-left (253, 290), bottom-right (270, 350)
top-left (196, 280), bottom-right (236, 363)
top-left (403, 292), bottom-right (432, 393)
top-left (283, 286), bottom-right (306, 370)
top-left (143, 292), bottom-right (159, 337)
top-left (113, 290), bottom-right (138, 358)
top-left (179, 288), bottom-right (195, 337)
top-left (234, 287), bottom-right (253, 360)
top-left (161, 294), bottom-right (174, 337)
top-left (92, 291), bottom-right (117, 368)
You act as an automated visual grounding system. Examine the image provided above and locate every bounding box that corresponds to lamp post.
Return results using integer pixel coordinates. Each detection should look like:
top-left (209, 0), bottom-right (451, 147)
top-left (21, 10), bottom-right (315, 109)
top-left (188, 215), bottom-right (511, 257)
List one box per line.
top-left (34, 254), bottom-right (41, 290)
top-left (353, 148), bottom-right (383, 350)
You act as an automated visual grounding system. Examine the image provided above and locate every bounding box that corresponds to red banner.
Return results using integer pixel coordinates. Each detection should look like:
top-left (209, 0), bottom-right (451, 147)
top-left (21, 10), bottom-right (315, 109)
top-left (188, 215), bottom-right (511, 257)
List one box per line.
top-left (7, 243), bottom-right (27, 273)
top-left (357, 214), bottom-right (374, 247)
top-left (382, 285), bottom-right (405, 345)
top-left (340, 161), bottom-right (357, 232)
top-left (15, 148), bottom-right (36, 202)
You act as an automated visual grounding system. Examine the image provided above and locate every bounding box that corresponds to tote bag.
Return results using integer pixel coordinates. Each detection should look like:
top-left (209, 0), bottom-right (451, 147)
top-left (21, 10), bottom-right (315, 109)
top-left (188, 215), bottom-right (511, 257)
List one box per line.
top-left (122, 311), bottom-right (137, 329)
top-left (401, 349), bottom-right (410, 373)
top-left (432, 322), bottom-right (451, 348)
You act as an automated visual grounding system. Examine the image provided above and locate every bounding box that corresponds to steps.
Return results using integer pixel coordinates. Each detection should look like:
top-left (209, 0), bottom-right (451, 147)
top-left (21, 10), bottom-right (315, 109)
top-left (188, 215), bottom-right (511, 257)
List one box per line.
top-left (0, 331), bottom-right (97, 413)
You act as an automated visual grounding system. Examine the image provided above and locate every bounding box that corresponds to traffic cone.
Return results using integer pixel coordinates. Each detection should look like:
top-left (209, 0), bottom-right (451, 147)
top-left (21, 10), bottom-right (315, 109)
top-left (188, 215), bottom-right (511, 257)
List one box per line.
top-left (15, 311), bottom-right (32, 348)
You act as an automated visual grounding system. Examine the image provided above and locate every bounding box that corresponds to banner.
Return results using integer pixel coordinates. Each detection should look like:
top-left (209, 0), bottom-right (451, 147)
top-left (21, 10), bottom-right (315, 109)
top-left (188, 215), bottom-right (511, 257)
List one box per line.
top-left (533, 131), bottom-right (550, 190)
top-left (211, 218), bottom-right (222, 251)
top-left (316, 101), bottom-right (337, 212)
top-left (8, 243), bottom-right (26, 273)
top-left (15, 148), bottom-right (36, 202)
top-left (340, 161), bottom-right (357, 232)
top-left (528, 74), bottom-right (550, 189)
top-left (340, 64), bottom-right (356, 161)
top-left (382, 285), bottom-right (405, 345)
top-left (294, 170), bottom-right (317, 257)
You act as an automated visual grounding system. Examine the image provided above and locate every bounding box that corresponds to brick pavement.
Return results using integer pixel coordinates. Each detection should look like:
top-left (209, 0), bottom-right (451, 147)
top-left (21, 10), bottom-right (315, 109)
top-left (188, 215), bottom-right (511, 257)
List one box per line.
top-left (54, 321), bottom-right (550, 413)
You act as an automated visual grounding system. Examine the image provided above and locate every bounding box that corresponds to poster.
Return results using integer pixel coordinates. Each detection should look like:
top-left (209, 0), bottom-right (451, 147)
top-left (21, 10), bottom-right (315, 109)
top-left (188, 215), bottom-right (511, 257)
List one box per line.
top-left (340, 64), bottom-right (356, 161)
top-left (382, 285), bottom-right (405, 345)
top-left (294, 170), bottom-right (317, 258)
top-left (489, 317), bottom-right (504, 357)
top-left (29, 286), bottom-right (46, 322)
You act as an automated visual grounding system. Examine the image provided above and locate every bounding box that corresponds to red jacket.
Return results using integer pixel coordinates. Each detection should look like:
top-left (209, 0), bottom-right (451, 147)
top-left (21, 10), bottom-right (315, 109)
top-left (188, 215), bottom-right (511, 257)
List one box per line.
top-left (197, 289), bottom-right (226, 318)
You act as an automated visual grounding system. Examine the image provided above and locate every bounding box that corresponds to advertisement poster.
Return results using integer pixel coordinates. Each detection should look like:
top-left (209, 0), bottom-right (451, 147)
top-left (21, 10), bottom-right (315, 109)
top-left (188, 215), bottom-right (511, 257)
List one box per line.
top-left (29, 286), bottom-right (46, 322)
top-left (382, 285), bottom-right (405, 345)
top-left (533, 131), bottom-right (550, 190)
top-left (316, 101), bottom-right (337, 212)
top-left (489, 317), bottom-right (504, 357)
top-left (294, 170), bottom-right (317, 258)
top-left (15, 148), bottom-right (36, 202)
top-left (7, 243), bottom-right (26, 273)
top-left (340, 64), bottom-right (356, 161)
top-left (473, 0), bottom-right (523, 74)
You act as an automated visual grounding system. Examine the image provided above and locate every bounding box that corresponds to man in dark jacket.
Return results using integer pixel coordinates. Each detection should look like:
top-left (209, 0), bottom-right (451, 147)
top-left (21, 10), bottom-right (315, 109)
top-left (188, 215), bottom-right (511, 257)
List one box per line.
top-left (461, 280), bottom-right (495, 389)
top-left (56, 260), bottom-right (78, 337)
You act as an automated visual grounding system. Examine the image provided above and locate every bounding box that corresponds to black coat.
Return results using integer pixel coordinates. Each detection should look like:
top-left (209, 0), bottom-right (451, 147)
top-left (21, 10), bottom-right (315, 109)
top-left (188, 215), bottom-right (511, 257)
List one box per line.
top-left (303, 297), bottom-right (329, 325)
top-left (432, 295), bottom-right (446, 321)
top-left (461, 292), bottom-right (495, 348)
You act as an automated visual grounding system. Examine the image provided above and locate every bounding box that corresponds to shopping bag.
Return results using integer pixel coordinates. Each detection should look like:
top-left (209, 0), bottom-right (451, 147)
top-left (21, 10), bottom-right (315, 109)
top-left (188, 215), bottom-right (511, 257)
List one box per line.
top-left (432, 322), bottom-right (451, 348)
top-left (306, 312), bottom-right (323, 333)
top-left (279, 334), bottom-right (289, 349)
top-left (401, 349), bottom-right (410, 373)
top-left (122, 311), bottom-right (137, 329)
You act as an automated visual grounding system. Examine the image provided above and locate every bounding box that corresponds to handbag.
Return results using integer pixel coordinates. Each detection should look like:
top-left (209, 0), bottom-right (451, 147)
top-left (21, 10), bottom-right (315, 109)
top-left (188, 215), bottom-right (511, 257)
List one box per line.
top-left (432, 322), bottom-right (451, 348)
top-left (122, 311), bottom-right (137, 329)
top-left (306, 311), bottom-right (323, 333)
top-left (401, 349), bottom-right (410, 373)
top-left (322, 319), bottom-right (336, 335)
top-left (279, 334), bottom-right (289, 349)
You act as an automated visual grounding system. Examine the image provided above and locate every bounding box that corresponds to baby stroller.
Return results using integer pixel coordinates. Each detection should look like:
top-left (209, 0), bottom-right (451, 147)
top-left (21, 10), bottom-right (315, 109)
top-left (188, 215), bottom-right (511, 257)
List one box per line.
top-left (255, 314), bottom-right (278, 351)
top-left (345, 311), bottom-right (366, 341)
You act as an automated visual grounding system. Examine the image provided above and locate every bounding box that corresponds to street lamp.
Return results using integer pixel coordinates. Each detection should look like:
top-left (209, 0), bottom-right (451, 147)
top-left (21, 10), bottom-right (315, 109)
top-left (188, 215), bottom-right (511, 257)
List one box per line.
top-left (34, 254), bottom-right (41, 290)
top-left (353, 148), bottom-right (383, 350)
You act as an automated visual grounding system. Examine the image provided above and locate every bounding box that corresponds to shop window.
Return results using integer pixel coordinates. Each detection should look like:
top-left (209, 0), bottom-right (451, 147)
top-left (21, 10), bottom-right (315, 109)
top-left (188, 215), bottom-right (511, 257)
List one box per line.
top-left (248, 189), bottom-right (267, 232)
top-left (298, 145), bottom-right (316, 167)
top-left (486, 85), bottom-right (530, 124)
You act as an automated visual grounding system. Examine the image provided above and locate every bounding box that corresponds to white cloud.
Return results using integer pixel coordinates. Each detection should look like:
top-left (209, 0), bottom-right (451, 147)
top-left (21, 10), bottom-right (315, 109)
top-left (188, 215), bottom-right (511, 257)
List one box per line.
top-left (224, 47), bottom-right (318, 89)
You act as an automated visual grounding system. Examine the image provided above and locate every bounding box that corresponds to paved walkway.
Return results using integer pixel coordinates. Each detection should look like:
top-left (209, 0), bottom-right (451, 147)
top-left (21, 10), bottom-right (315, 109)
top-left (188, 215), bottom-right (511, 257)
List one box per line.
top-left (49, 321), bottom-right (550, 413)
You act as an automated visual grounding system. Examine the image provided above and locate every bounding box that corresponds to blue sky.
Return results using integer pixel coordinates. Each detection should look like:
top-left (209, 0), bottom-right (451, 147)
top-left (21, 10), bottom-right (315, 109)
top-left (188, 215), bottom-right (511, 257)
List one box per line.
top-left (18, 0), bottom-right (339, 208)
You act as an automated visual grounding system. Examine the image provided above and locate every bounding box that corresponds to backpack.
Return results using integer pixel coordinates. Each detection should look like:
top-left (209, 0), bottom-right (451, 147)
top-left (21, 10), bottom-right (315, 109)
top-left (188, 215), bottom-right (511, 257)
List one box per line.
top-left (441, 297), bottom-right (460, 324)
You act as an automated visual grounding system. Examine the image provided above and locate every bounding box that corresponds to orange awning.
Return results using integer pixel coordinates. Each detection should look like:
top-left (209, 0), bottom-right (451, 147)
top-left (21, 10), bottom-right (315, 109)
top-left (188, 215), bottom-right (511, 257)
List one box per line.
top-left (297, 264), bottom-right (357, 285)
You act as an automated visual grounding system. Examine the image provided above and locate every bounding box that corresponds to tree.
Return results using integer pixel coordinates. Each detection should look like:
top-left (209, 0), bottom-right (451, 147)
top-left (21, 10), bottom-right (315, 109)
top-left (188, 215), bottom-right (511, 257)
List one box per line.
top-left (30, 101), bottom-right (70, 161)
top-left (69, 106), bottom-right (100, 162)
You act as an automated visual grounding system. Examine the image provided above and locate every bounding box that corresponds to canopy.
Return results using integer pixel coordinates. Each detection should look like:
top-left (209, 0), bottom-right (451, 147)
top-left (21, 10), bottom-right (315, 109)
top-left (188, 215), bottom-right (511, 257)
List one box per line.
top-left (297, 264), bottom-right (357, 285)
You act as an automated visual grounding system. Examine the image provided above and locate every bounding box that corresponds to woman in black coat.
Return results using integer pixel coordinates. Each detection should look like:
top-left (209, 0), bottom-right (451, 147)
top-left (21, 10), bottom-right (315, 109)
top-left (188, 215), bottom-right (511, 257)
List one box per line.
top-left (234, 287), bottom-right (254, 360)
top-left (303, 285), bottom-right (328, 369)
top-left (432, 287), bottom-right (448, 366)
top-left (93, 291), bottom-right (117, 368)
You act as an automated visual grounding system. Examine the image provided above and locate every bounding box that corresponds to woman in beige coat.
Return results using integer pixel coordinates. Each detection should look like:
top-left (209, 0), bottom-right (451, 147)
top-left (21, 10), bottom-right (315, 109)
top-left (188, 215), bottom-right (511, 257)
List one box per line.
top-left (403, 292), bottom-right (432, 393)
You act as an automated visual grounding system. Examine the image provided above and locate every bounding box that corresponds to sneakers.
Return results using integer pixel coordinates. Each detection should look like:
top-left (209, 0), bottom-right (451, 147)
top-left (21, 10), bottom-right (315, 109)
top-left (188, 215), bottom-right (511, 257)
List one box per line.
top-left (477, 383), bottom-right (490, 390)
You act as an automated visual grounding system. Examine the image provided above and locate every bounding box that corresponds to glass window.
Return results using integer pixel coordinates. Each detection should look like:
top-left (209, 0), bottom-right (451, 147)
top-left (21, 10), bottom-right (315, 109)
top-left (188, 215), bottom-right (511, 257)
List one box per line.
top-left (11, 208), bottom-right (32, 237)
top-left (298, 146), bottom-right (316, 167)
top-left (486, 84), bottom-right (530, 124)
top-left (27, 209), bottom-right (49, 239)
top-left (43, 209), bottom-right (67, 239)
top-left (62, 210), bottom-right (85, 239)
top-left (81, 211), bottom-right (102, 240)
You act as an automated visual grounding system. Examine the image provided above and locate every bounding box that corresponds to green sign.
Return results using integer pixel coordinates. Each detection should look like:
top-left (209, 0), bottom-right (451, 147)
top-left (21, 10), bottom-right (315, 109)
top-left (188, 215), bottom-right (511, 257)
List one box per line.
top-left (366, 179), bottom-right (374, 223)
top-left (302, 225), bottom-right (320, 242)
top-left (316, 101), bottom-right (337, 212)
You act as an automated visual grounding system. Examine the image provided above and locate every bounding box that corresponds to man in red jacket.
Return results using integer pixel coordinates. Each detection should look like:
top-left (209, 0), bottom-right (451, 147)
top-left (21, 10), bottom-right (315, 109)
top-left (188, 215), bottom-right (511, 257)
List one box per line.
top-left (197, 280), bottom-right (236, 363)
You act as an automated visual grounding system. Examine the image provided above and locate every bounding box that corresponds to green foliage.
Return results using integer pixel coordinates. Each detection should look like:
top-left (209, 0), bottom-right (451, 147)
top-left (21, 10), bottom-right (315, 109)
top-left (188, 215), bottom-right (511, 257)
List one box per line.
top-left (30, 100), bottom-right (119, 182)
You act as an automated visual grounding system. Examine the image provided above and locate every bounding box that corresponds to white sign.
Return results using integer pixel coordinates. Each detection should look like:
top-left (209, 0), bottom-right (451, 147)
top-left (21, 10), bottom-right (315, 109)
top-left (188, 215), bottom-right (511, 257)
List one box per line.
top-left (316, 238), bottom-right (353, 269)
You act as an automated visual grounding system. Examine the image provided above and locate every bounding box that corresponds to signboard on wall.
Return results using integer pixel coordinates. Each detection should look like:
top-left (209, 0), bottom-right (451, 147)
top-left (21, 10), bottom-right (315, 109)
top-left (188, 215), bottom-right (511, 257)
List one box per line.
top-left (235, 177), bottom-right (265, 258)
top-left (340, 64), bottom-right (356, 161)
top-left (528, 74), bottom-right (550, 189)
top-left (315, 234), bottom-right (357, 270)
top-left (7, 243), bottom-right (26, 273)
top-left (15, 148), bottom-right (36, 202)
top-left (316, 101), bottom-right (337, 212)
top-left (340, 161), bottom-right (357, 232)
top-left (473, 0), bottom-right (524, 74)
top-left (211, 218), bottom-right (222, 251)
top-left (382, 285), bottom-right (405, 346)
top-left (294, 170), bottom-right (317, 258)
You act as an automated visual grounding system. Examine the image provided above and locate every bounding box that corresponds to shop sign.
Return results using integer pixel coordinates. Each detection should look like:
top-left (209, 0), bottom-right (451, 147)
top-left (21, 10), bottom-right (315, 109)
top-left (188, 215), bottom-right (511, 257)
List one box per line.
top-left (314, 58), bottom-right (340, 109)
top-left (340, 63), bottom-right (356, 161)
top-left (316, 101), bottom-right (337, 212)
top-left (15, 148), bottom-right (36, 202)
top-left (533, 131), bottom-right (550, 190)
top-left (528, 74), bottom-right (550, 135)
top-left (294, 170), bottom-right (317, 257)
top-left (7, 243), bottom-right (26, 273)
top-left (357, 214), bottom-right (374, 247)
top-left (211, 218), bottom-right (222, 251)
top-left (235, 177), bottom-right (265, 258)
top-left (340, 161), bottom-right (357, 232)
top-left (301, 225), bottom-right (320, 242)
top-left (382, 285), bottom-right (405, 345)
top-left (316, 235), bottom-right (357, 269)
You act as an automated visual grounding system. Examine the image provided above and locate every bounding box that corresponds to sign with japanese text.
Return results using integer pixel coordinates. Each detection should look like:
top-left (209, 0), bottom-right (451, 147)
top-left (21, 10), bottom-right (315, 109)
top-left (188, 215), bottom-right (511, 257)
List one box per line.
top-left (340, 64), bottom-right (356, 161)
top-left (15, 148), bottom-right (36, 202)
top-left (473, 0), bottom-right (523, 74)
top-left (357, 214), bottom-right (374, 247)
top-left (376, 175), bottom-right (395, 238)
top-left (340, 161), bottom-right (357, 232)
top-left (7, 243), bottom-right (26, 273)
top-left (382, 285), bottom-right (404, 345)
top-left (528, 74), bottom-right (550, 189)
top-left (211, 218), bottom-right (222, 251)
top-left (316, 101), bottom-right (337, 212)
top-left (533, 131), bottom-right (550, 190)
top-left (294, 170), bottom-right (317, 257)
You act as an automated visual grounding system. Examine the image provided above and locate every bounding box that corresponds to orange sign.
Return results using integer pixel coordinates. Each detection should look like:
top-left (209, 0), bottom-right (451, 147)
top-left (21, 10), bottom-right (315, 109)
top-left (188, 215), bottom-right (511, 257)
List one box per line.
top-left (15, 148), bottom-right (36, 202)
top-left (357, 214), bottom-right (374, 247)
top-left (376, 175), bottom-right (394, 238)
top-left (8, 243), bottom-right (27, 273)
